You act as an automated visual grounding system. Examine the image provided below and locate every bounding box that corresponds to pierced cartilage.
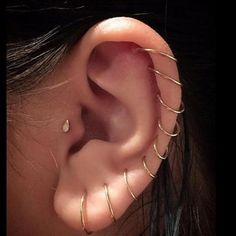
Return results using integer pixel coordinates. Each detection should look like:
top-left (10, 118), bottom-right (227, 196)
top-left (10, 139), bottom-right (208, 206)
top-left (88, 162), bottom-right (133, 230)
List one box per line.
top-left (158, 121), bottom-right (180, 137)
top-left (157, 94), bottom-right (185, 114)
top-left (148, 67), bottom-right (182, 86)
top-left (135, 48), bottom-right (177, 62)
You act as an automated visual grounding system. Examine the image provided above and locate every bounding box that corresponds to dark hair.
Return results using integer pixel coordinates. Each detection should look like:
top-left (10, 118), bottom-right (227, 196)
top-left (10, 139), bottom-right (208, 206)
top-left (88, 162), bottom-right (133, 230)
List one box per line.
top-left (7, 0), bottom-right (215, 235)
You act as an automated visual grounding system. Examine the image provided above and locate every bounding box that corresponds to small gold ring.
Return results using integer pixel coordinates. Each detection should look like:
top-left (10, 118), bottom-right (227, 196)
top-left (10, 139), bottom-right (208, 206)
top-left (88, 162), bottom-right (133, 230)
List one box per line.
top-left (142, 157), bottom-right (156, 178)
top-left (148, 67), bottom-right (182, 86)
top-left (134, 48), bottom-right (178, 62)
top-left (104, 184), bottom-right (116, 222)
top-left (157, 94), bottom-right (185, 114)
top-left (158, 121), bottom-right (180, 137)
top-left (153, 143), bottom-right (168, 160)
top-left (124, 169), bottom-right (137, 200)
top-left (80, 192), bottom-right (92, 234)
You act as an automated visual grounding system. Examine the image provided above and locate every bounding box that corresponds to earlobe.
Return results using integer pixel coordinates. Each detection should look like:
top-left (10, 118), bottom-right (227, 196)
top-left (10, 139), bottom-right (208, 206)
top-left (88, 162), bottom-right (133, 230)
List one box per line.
top-left (52, 17), bottom-right (183, 233)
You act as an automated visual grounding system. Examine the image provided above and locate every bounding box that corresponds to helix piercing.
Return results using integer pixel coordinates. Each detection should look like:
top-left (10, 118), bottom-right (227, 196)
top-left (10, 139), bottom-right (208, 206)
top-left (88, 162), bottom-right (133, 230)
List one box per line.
top-left (80, 192), bottom-right (92, 234)
top-left (148, 67), bottom-right (182, 86)
top-left (124, 169), bottom-right (137, 200)
top-left (135, 48), bottom-right (178, 62)
top-left (62, 119), bottom-right (70, 133)
top-left (157, 94), bottom-right (185, 114)
top-left (104, 184), bottom-right (116, 222)
top-left (153, 143), bottom-right (168, 160)
top-left (158, 121), bottom-right (180, 137)
top-left (142, 157), bottom-right (156, 179)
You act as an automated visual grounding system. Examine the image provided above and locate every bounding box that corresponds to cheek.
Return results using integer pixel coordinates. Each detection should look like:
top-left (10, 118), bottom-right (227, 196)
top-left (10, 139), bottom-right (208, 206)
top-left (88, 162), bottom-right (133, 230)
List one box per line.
top-left (7, 127), bottom-right (59, 214)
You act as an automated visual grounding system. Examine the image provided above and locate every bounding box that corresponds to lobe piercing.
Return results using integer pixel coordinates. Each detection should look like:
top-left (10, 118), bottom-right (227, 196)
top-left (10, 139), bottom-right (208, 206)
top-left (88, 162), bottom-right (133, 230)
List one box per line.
top-left (80, 192), bottom-right (92, 234)
top-left (124, 169), bottom-right (137, 200)
top-left (104, 184), bottom-right (116, 222)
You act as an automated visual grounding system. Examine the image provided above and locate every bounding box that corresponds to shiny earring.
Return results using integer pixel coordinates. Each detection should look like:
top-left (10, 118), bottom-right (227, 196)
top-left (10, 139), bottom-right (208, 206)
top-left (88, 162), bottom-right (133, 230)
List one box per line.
top-left (80, 192), bottom-right (92, 234)
top-left (158, 120), bottom-right (180, 137)
top-left (153, 143), bottom-right (168, 160)
top-left (134, 47), bottom-right (177, 62)
top-left (142, 156), bottom-right (156, 178)
top-left (148, 67), bottom-right (182, 86)
top-left (124, 169), bottom-right (137, 200)
top-left (157, 94), bottom-right (185, 114)
top-left (62, 119), bottom-right (70, 133)
top-left (104, 184), bottom-right (116, 222)
top-left (135, 47), bottom-right (182, 86)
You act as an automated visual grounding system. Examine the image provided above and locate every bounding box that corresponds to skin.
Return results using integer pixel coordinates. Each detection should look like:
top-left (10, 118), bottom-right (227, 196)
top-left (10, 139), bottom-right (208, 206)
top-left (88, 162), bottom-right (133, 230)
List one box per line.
top-left (7, 17), bottom-right (181, 236)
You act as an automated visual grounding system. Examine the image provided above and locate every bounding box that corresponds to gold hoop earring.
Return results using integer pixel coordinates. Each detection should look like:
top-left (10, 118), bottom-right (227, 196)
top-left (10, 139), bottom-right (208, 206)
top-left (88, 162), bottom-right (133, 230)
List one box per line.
top-left (148, 67), bottom-right (182, 86)
top-left (62, 119), bottom-right (70, 133)
top-left (124, 169), bottom-right (137, 200)
top-left (142, 157), bottom-right (156, 178)
top-left (80, 193), bottom-right (92, 234)
top-left (157, 94), bottom-right (185, 114)
top-left (158, 121), bottom-right (180, 137)
top-left (134, 48), bottom-right (178, 62)
top-left (153, 143), bottom-right (168, 160)
top-left (104, 184), bottom-right (116, 222)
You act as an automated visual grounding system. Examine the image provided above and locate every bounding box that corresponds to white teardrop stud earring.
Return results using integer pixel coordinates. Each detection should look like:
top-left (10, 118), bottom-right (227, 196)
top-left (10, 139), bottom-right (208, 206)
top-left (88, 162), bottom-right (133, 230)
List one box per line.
top-left (62, 119), bottom-right (70, 133)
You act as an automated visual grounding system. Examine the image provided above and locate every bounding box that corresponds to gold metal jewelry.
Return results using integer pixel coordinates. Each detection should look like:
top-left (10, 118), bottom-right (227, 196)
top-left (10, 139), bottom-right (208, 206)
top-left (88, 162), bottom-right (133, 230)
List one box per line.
top-left (158, 121), bottom-right (180, 137)
top-left (135, 48), bottom-right (178, 62)
top-left (124, 169), bottom-right (137, 200)
top-left (157, 94), bottom-right (185, 114)
top-left (62, 119), bottom-right (70, 133)
top-left (148, 67), bottom-right (182, 86)
top-left (153, 143), bottom-right (168, 160)
top-left (142, 157), bottom-right (156, 178)
top-left (104, 184), bottom-right (116, 222)
top-left (80, 193), bottom-right (92, 234)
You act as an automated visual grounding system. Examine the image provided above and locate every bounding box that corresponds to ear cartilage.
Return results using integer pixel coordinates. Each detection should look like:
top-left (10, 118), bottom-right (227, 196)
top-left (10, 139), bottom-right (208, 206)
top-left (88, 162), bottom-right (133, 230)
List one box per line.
top-left (148, 67), bottom-right (182, 86)
top-left (134, 48), bottom-right (178, 62)
top-left (158, 121), bottom-right (180, 137)
top-left (104, 184), bottom-right (116, 222)
top-left (142, 157), bottom-right (156, 179)
top-left (157, 94), bottom-right (185, 114)
top-left (62, 119), bottom-right (70, 133)
top-left (80, 192), bottom-right (92, 234)
top-left (124, 169), bottom-right (137, 200)
top-left (153, 143), bottom-right (168, 160)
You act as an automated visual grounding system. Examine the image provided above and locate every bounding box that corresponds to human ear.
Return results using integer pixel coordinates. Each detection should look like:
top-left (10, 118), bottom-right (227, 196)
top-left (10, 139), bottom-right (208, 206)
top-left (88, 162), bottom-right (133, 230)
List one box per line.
top-left (52, 17), bottom-right (182, 233)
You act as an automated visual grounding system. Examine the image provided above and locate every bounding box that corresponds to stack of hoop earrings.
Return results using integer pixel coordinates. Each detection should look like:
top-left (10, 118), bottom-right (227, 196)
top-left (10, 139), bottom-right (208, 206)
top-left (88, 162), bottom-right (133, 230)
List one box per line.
top-left (138, 47), bottom-right (185, 179)
top-left (63, 47), bottom-right (184, 234)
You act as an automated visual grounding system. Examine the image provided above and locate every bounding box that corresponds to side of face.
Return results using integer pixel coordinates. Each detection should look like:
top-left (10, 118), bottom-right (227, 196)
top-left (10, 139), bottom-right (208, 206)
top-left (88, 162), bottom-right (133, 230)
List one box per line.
top-left (7, 17), bottom-right (181, 235)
